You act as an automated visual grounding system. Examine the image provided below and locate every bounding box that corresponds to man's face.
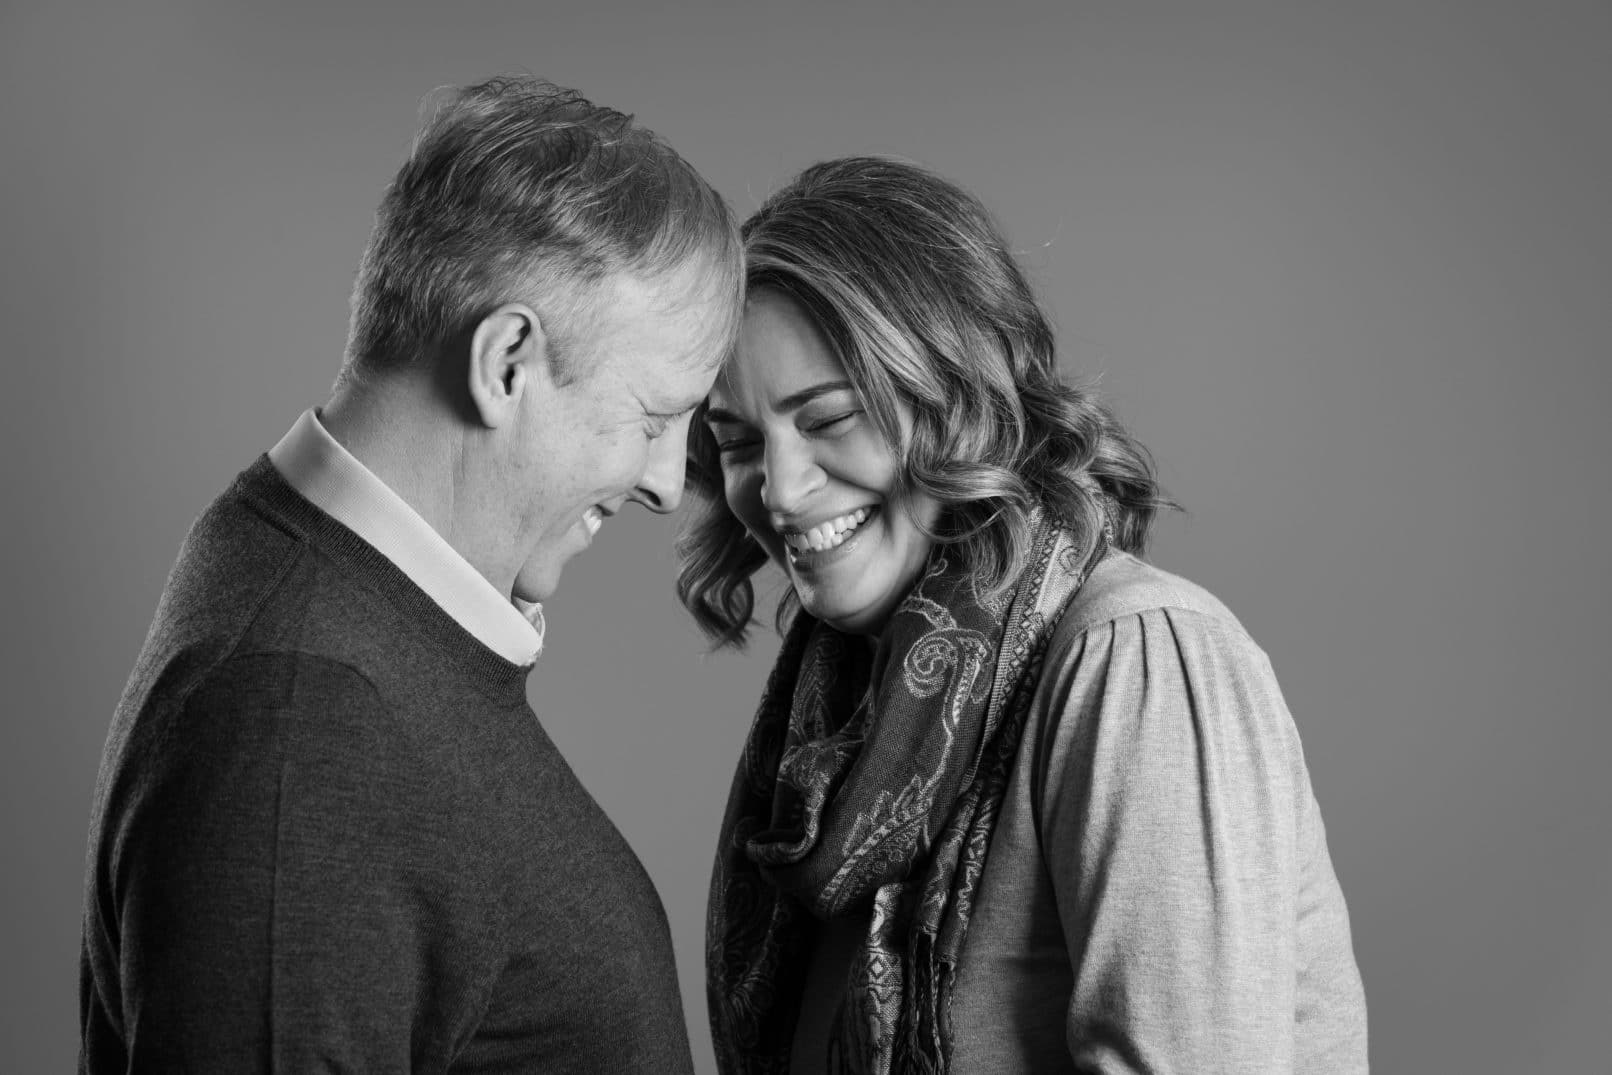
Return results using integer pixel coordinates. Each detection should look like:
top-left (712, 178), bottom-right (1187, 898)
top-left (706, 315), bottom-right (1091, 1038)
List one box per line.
top-left (505, 265), bottom-right (728, 604)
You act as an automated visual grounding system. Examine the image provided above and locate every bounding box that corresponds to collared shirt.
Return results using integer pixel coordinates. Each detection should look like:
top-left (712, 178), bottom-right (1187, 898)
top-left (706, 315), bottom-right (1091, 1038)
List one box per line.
top-left (268, 408), bottom-right (544, 665)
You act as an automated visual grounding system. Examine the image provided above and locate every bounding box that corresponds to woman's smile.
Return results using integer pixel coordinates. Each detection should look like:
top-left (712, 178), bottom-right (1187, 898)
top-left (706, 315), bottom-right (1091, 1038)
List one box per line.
top-left (781, 506), bottom-right (876, 565)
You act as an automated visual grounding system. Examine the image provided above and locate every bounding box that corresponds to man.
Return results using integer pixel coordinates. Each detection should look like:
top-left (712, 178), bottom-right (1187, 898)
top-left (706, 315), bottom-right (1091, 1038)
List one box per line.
top-left (80, 76), bottom-right (742, 1072)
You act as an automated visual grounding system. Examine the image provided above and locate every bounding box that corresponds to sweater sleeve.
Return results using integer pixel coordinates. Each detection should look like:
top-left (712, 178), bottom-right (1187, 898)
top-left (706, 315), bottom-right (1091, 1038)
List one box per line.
top-left (1032, 605), bottom-right (1364, 1073)
top-left (111, 651), bottom-right (502, 1073)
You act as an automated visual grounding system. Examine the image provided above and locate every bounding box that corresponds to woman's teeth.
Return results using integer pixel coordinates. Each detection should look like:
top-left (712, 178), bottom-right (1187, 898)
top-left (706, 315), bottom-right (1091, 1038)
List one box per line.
top-left (784, 507), bottom-right (872, 553)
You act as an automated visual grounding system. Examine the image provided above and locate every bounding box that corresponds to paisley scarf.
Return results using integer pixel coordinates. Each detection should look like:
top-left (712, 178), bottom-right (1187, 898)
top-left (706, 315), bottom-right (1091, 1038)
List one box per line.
top-left (707, 511), bottom-right (1103, 1074)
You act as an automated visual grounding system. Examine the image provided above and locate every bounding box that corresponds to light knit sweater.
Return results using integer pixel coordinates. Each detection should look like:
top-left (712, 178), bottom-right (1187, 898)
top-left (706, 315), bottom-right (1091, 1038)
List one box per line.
top-left (790, 551), bottom-right (1368, 1073)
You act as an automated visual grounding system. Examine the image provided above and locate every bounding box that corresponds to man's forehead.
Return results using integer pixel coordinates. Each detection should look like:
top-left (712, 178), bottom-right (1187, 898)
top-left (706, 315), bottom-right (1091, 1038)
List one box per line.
top-left (571, 261), bottom-right (733, 403)
top-left (672, 350), bottom-right (726, 410)
top-left (637, 325), bottom-right (726, 410)
top-left (670, 307), bottom-right (737, 398)
top-left (634, 254), bottom-right (738, 317)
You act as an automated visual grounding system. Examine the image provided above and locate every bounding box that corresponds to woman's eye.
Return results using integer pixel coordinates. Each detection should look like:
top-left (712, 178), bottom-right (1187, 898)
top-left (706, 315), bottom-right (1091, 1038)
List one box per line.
top-left (715, 437), bottom-right (759, 458)
top-left (808, 411), bottom-right (859, 433)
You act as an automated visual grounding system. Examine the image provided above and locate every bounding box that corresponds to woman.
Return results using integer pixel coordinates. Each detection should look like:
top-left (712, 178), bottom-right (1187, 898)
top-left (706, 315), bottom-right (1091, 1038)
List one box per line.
top-left (679, 158), bottom-right (1367, 1074)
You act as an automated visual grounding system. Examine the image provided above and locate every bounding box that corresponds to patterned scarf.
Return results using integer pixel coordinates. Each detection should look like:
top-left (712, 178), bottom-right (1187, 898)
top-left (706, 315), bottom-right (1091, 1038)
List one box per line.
top-left (707, 512), bottom-right (1103, 1074)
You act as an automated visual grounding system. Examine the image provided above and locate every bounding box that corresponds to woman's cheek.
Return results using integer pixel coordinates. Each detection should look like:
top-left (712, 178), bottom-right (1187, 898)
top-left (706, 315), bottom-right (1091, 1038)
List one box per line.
top-left (723, 474), bottom-right (770, 551)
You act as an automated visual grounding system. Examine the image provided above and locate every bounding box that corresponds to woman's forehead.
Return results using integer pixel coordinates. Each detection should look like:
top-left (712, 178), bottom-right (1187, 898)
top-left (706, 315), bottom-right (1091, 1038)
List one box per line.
top-left (711, 294), bottom-right (850, 410)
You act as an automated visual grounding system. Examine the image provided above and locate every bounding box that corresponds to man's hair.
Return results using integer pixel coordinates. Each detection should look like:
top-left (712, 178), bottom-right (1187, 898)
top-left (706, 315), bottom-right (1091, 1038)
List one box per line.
top-left (341, 75), bottom-right (742, 382)
top-left (677, 156), bottom-right (1174, 648)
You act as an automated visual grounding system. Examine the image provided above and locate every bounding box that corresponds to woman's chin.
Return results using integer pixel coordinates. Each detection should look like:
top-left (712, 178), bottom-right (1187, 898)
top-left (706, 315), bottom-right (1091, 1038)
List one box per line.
top-left (802, 589), bottom-right (904, 638)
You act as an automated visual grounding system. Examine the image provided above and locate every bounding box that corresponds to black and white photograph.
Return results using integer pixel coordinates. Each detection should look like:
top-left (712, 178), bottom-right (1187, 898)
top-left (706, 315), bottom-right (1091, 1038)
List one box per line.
top-left (3, 2), bottom-right (1607, 1071)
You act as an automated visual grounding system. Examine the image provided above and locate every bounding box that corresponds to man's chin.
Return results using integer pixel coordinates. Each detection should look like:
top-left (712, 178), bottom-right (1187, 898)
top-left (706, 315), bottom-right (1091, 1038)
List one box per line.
top-left (511, 562), bottom-right (562, 606)
top-left (512, 581), bottom-right (556, 606)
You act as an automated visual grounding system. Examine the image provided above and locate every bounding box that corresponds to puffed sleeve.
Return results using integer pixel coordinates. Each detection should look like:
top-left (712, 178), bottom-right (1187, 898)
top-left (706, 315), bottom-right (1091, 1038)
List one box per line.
top-left (1032, 606), bottom-right (1367, 1073)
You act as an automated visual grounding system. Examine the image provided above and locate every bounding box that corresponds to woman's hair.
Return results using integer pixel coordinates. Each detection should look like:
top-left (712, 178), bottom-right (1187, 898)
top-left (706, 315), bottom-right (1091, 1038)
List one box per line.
top-left (678, 156), bottom-right (1171, 647)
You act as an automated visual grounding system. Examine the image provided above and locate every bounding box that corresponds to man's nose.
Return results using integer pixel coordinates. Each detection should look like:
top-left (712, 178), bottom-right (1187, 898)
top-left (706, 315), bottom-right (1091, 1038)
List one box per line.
top-left (633, 416), bottom-right (690, 515)
top-left (760, 438), bottom-right (824, 517)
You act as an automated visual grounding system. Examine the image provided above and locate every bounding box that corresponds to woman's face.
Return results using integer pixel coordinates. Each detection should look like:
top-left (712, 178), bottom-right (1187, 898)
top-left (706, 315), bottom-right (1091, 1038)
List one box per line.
top-left (705, 290), bottom-right (940, 636)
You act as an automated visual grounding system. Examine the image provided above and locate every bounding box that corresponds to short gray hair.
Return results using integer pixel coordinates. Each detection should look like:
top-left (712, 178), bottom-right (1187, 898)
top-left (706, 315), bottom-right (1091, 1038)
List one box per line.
top-left (342, 75), bottom-right (741, 382)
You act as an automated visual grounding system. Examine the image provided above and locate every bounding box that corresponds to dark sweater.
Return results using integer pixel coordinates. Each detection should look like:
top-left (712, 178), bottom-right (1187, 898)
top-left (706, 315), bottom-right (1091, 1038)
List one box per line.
top-left (80, 456), bottom-right (694, 1073)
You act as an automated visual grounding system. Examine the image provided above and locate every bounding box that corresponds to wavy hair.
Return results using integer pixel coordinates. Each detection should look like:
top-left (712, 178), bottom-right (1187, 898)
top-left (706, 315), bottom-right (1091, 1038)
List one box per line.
top-left (678, 157), bottom-right (1171, 647)
top-left (340, 75), bottom-right (742, 385)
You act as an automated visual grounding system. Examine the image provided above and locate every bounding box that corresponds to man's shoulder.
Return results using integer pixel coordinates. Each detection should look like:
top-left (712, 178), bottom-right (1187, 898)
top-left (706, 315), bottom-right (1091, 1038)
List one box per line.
top-left (186, 649), bottom-right (381, 713)
top-left (116, 643), bottom-right (502, 839)
top-left (164, 465), bottom-right (306, 619)
top-left (124, 467), bottom-right (406, 731)
top-left (157, 463), bottom-right (424, 672)
top-left (171, 650), bottom-right (415, 782)
top-left (117, 458), bottom-right (541, 802)
top-left (119, 469), bottom-right (303, 698)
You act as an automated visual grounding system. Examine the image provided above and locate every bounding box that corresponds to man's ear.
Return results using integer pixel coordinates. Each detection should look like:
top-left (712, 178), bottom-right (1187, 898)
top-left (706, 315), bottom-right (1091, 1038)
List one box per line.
top-left (467, 303), bottom-right (553, 430)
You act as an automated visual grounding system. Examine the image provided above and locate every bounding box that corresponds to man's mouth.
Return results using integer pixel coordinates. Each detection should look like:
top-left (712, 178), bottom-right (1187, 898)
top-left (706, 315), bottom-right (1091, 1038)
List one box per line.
top-left (782, 506), bottom-right (876, 553)
top-left (583, 507), bottom-right (604, 536)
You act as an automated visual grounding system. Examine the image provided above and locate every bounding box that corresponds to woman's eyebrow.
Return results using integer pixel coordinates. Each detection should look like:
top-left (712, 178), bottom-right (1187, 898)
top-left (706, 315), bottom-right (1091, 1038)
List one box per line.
top-left (704, 381), bottom-right (857, 426)
top-left (777, 380), bottom-right (856, 411)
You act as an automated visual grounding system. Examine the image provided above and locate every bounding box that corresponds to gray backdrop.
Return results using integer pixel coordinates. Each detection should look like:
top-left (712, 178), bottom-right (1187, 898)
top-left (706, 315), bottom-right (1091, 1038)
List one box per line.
top-left (4, 2), bottom-right (1608, 1071)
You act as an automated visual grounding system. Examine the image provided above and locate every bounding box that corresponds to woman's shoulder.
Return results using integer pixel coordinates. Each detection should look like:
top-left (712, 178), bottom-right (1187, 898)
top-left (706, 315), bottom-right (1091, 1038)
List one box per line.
top-left (1033, 552), bottom-right (1300, 778)
top-left (1057, 549), bottom-right (1247, 642)
top-left (1042, 550), bottom-right (1278, 690)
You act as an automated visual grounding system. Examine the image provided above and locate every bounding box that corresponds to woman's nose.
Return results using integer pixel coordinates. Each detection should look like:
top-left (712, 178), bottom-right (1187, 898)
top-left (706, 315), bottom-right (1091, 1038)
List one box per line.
top-left (759, 438), bottom-right (824, 517)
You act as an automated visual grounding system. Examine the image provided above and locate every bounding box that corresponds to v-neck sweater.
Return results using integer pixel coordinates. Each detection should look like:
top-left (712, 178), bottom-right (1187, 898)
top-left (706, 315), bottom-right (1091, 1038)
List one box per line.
top-left (81, 456), bottom-right (694, 1073)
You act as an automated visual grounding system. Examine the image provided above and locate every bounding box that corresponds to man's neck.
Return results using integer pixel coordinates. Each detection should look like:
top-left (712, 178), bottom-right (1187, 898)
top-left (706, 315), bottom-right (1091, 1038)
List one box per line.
top-left (318, 380), bottom-right (509, 595)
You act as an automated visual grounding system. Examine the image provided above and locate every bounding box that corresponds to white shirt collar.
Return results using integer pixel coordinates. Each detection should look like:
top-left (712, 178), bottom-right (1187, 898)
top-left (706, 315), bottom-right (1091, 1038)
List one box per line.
top-left (268, 408), bottom-right (544, 665)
